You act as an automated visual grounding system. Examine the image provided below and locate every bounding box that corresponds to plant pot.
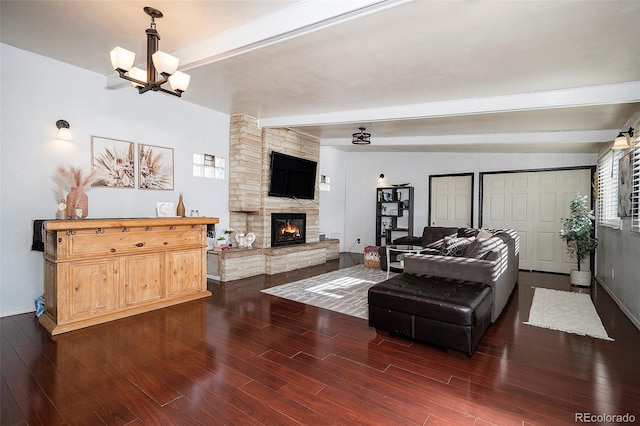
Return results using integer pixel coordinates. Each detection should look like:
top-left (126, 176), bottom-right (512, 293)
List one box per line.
top-left (570, 269), bottom-right (592, 287)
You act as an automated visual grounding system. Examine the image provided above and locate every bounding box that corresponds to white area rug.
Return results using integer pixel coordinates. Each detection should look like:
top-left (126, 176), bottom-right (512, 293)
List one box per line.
top-left (524, 287), bottom-right (614, 341)
top-left (261, 265), bottom-right (396, 320)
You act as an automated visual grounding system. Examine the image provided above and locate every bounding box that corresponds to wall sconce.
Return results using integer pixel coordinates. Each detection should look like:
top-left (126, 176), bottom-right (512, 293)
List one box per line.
top-left (378, 173), bottom-right (385, 184)
top-left (56, 120), bottom-right (71, 140)
top-left (612, 127), bottom-right (634, 150)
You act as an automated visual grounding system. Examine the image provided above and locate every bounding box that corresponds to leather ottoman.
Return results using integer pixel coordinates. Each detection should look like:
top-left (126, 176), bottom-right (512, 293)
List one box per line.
top-left (368, 274), bottom-right (492, 355)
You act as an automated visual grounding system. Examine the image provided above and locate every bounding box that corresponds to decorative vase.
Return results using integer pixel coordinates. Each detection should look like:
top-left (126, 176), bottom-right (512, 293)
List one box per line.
top-left (66, 187), bottom-right (88, 219)
top-left (235, 231), bottom-right (246, 248)
top-left (570, 269), bottom-right (592, 287)
top-left (56, 199), bottom-right (67, 220)
top-left (176, 194), bottom-right (186, 217)
top-left (245, 232), bottom-right (256, 249)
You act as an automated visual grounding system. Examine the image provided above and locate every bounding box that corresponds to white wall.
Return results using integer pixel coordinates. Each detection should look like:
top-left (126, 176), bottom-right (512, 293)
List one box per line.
top-left (319, 147), bottom-right (347, 249)
top-left (323, 149), bottom-right (598, 253)
top-left (0, 44), bottom-right (230, 316)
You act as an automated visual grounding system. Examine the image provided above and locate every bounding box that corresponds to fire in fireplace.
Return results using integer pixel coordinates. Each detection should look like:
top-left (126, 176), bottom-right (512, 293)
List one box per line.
top-left (271, 213), bottom-right (306, 247)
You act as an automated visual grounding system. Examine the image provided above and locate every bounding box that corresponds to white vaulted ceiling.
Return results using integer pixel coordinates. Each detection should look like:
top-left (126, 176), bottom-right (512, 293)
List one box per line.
top-left (2, 0), bottom-right (639, 152)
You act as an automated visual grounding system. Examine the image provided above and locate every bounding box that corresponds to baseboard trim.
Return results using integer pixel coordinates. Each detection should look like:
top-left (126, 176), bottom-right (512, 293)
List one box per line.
top-left (595, 276), bottom-right (640, 331)
top-left (1, 308), bottom-right (36, 318)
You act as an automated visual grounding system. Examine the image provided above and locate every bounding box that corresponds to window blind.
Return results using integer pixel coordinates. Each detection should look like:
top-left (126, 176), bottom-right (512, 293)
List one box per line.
top-left (632, 141), bottom-right (640, 232)
top-left (597, 149), bottom-right (622, 229)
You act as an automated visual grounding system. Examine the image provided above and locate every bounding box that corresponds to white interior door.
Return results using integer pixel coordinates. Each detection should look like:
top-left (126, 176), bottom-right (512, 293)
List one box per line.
top-left (482, 169), bottom-right (592, 273)
top-left (430, 174), bottom-right (473, 227)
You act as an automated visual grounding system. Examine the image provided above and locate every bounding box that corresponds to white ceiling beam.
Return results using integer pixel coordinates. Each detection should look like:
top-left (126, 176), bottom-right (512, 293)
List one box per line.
top-left (321, 129), bottom-right (615, 146)
top-left (106, 0), bottom-right (411, 89)
top-left (260, 82), bottom-right (640, 128)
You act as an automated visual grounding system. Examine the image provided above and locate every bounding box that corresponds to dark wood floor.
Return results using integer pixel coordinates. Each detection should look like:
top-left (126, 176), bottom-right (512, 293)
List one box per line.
top-left (2, 254), bottom-right (639, 425)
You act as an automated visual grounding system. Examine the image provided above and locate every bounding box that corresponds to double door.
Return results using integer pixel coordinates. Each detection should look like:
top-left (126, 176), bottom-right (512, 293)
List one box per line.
top-left (481, 168), bottom-right (592, 273)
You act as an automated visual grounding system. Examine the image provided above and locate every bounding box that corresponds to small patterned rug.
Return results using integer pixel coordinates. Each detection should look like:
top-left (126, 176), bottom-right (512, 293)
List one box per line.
top-left (524, 287), bottom-right (614, 341)
top-left (261, 265), bottom-right (397, 319)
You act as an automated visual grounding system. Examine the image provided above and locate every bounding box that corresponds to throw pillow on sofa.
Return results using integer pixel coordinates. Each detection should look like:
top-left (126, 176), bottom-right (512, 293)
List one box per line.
top-left (465, 236), bottom-right (502, 259)
top-left (476, 229), bottom-right (494, 239)
top-left (439, 236), bottom-right (474, 257)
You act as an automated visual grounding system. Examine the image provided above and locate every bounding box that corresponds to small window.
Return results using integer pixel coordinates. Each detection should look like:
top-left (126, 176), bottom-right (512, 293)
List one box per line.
top-left (597, 149), bottom-right (622, 229)
top-left (193, 153), bottom-right (225, 180)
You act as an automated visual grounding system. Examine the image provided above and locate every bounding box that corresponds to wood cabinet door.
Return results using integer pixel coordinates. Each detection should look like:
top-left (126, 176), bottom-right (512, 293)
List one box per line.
top-left (63, 259), bottom-right (118, 321)
top-left (167, 249), bottom-right (203, 295)
top-left (122, 253), bottom-right (163, 306)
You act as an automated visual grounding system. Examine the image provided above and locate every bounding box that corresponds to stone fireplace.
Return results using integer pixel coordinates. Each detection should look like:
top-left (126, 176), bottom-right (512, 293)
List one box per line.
top-left (271, 213), bottom-right (306, 247)
top-left (212, 114), bottom-right (338, 282)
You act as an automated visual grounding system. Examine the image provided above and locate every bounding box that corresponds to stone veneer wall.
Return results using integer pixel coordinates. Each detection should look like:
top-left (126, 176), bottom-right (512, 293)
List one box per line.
top-left (228, 114), bottom-right (320, 249)
top-left (221, 114), bottom-right (330, 281)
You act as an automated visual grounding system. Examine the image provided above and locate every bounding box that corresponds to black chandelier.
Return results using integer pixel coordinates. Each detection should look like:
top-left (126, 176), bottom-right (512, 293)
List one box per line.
top-left (109, 7), bottom-right (190, 97)
top-left (352, 127), bottom-right (371, 145)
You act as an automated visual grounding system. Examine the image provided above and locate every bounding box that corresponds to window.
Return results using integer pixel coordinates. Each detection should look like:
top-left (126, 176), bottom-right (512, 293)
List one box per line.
top-left (193, 153), bottom-right (225, 180)
top-left (597, 149), bottom-right (622, 229)
top-left (632, 141), bottom-right (640, 232)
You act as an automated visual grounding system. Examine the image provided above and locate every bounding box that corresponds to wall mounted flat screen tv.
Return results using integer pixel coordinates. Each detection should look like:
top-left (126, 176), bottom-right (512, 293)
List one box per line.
top-left (268, 151), bottom-right (317, 199)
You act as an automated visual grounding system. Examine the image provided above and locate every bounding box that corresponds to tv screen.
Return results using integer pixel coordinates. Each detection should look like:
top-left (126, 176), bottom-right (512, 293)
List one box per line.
top-left (268, 151), bottom-right (317, 199)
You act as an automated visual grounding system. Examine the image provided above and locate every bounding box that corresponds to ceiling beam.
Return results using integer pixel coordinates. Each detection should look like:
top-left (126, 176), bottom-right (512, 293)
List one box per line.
top-left (321, 129), bottom-right (615, 147)
top-left (259, 82), bottom-right (640, 128)
top-left (106, 0), bottom-right (411, 90)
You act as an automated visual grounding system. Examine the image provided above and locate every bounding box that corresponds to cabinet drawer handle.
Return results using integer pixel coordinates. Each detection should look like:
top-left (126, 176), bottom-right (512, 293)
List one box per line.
top-left (96, 228), bottom-right (104, 234)
top-left (136, 243), bottom-right (144, 247)
top-left (110, 248), bottom-right (116, 253)
top-left (164, 242), bottom-right (169, 245)
top-left (122, 227), bottom-right (130, 232)
top-left (146, 227), bottom-right (153, 231)
top-left (169, 226), bottom-right (176, 230)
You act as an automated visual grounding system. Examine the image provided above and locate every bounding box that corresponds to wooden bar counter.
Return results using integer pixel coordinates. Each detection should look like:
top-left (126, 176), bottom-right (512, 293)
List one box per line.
top-left (40, 217), bottom-right (219, 335)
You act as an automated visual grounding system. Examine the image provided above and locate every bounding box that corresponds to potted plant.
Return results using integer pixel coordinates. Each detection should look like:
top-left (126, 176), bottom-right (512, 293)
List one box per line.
top-left (559, 193), bottom-right (598, 286)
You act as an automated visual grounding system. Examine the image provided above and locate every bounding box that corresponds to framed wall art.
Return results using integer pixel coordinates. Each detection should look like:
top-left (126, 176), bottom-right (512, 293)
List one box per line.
top-left (156, 202), bottom-right (176, 217)
top-left (618, 151), bottom-right (633, 217)
top-left (91, 136), bottom-right (135, 188)
top-left (138, 144), bottom-right (174, 190)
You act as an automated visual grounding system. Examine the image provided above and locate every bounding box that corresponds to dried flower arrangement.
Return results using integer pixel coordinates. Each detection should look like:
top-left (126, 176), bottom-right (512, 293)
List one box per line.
top-left (55, 166), bottom-right (100, 218)
top-left (56, 165), bottom-right (99, 191)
